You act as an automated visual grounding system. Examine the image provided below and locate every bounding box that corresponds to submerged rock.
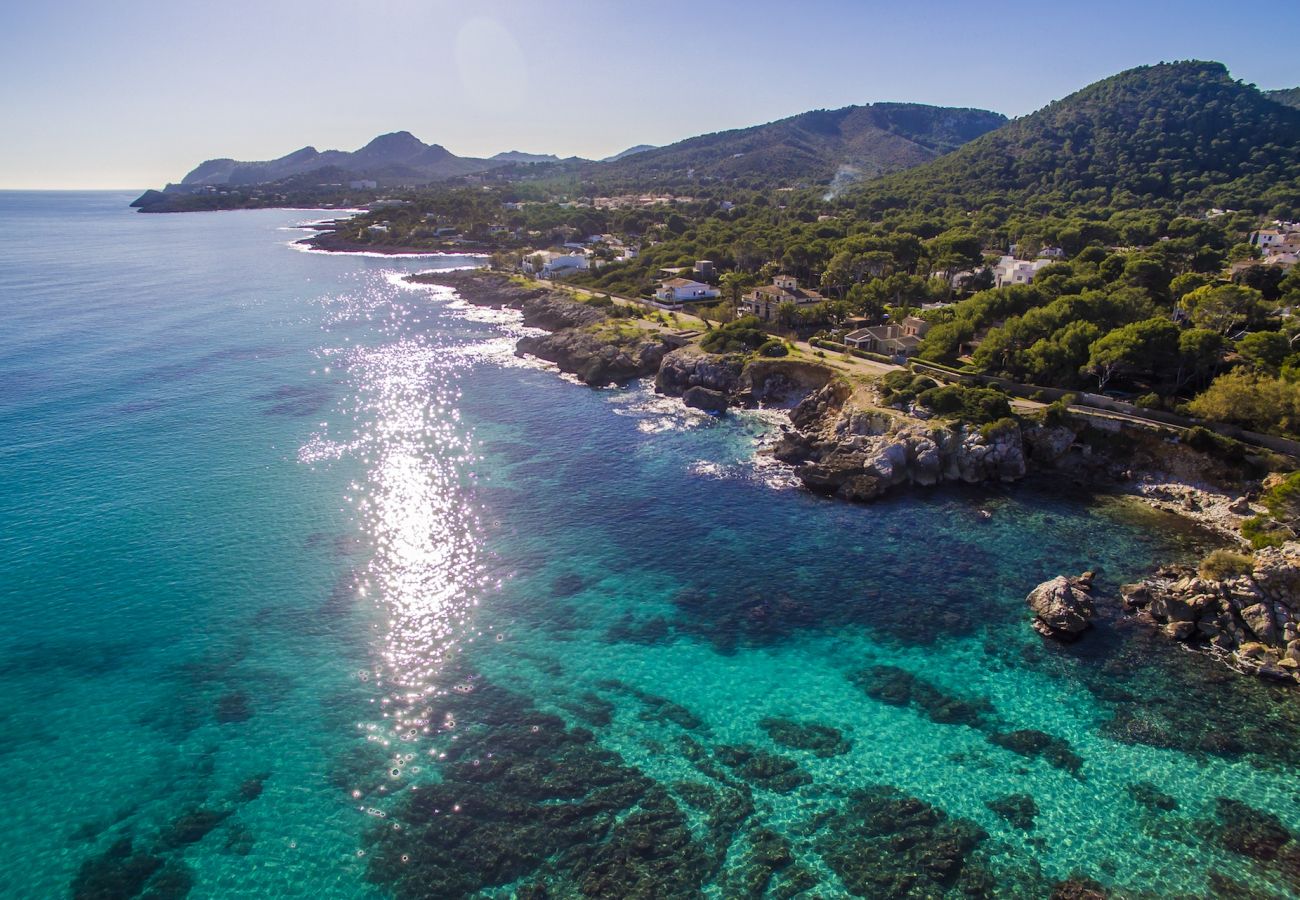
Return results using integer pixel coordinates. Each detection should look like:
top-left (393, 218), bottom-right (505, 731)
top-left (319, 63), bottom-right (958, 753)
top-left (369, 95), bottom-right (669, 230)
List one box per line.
top-left (758, 716), bottom-right (851, 758)
top-left (853, 665), bottom-right (993, 729)
top-left (816, 785), bottom-right (988, 897)
top-left (1026, 573), bottom-right (1096, 640)
top-left (1126, 781), bottom-right (1178, 812)
top-left (714, 744), bottom-right (811, 793)
top-left (986, 793), bottom-right (1039, 830)
top-left (70, 837), bottom-right (164, 900)
top-left (988, 729), bottom-right (1083, 774)
top-left (1215, 797), bottom-right (1294, 861)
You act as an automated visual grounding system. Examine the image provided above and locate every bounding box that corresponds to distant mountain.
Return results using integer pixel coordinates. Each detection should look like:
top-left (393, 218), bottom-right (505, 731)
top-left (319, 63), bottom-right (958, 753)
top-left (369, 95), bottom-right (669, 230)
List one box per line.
top-left (177, 131), bottom-right (505, 188)
top-left (1267, 87), bottom-right (1300, 109)
top-left (601, 144), bottom-right (656, 162)
top-left (491, 150), bottom-right (564, 164)
top-left (849, 61), bottom-right (1300, 216)
top-left (592, 103), bottom-right (1007, 184)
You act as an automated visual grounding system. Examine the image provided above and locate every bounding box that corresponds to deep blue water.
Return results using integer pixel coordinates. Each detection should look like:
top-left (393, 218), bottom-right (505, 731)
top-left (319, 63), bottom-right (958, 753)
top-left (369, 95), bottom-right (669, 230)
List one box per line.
top-left (2, 192), bottom-right (1299, 898)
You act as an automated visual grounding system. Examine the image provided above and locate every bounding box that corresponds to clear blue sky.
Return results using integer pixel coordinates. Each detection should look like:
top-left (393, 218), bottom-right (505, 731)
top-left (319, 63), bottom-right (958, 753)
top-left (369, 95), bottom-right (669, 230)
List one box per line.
top-left (1, 0), bottom-right (1296, 189)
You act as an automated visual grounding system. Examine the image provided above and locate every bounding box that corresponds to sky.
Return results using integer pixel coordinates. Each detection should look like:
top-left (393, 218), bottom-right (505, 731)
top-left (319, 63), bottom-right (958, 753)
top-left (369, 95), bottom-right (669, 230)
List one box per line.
top-left (1, 0), bottom-right (1297, 189)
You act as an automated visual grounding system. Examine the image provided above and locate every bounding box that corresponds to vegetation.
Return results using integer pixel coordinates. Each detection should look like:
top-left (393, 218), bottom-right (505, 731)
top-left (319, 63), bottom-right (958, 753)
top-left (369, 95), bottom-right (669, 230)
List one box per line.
top-left (1198, 549), bottom-right (1255, 581)
top-left (699, 317), bottom-right (770, 354)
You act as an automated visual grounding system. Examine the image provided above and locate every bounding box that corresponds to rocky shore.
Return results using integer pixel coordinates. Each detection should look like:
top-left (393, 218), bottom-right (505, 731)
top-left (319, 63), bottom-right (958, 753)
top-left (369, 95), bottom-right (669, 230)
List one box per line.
top-left (1122, 545), bottom-right (1300, 684)
top-left (419, 271), bottom-right (1295, 689)
top-left (407, 270), bottom-right (674, 387)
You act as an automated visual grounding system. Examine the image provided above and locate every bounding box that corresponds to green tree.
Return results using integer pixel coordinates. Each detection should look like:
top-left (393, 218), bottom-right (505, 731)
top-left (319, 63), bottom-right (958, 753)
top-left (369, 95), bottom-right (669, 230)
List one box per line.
top-left (1236, 331), bottom-right (1291, 373)
top-left (1179, 283), bottom-right (1266, 334)
top-left (1175, 328), bottom-right (1225, 390)
top-left (1188, 372), bottom-right (1300, 436)
top-left (1084, 318), bottom-right (1179, 391)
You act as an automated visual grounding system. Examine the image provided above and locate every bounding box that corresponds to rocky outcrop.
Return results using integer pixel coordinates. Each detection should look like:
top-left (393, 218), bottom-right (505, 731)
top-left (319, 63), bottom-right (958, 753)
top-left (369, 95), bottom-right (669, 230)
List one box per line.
top-left (655, 347), bottom-right (745, 398)
top-left (518, 294), bottom-right (605, 331)
top-left (1122, 544), bottom-right (1300, 684)
top-left (787, 391), bottom-right (1029, 502)
top-left (1026, 573), bottom-right (1095, 641)
top-left (737, 359), bottom-right (835, 406)
top-left (515, 329), bottom-right (671, 388)
top-left (682, 386), bottom-right (730, 414)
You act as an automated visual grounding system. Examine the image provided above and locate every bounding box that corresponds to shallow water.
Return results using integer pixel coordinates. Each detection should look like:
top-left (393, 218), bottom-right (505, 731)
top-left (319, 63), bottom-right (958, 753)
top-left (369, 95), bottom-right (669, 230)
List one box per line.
top-left (1, 193), bottom-right (1298, 898)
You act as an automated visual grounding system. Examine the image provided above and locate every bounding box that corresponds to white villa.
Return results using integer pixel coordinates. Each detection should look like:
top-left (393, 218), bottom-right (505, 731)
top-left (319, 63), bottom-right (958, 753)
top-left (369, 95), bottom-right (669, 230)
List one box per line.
top-left (740, 275), bottom-right (825, 322)
top-left (993, 256), bottom-right (1054, 288)
top-left (523, 251), bottom-right (591, 278)
top-left (654, 278), bottom-right (720, 308)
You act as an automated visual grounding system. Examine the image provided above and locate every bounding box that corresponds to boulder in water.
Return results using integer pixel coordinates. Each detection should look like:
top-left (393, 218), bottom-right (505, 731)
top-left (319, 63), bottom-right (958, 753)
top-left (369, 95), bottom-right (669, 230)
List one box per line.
top-left (1026, 573), bottom-right (1095, 641)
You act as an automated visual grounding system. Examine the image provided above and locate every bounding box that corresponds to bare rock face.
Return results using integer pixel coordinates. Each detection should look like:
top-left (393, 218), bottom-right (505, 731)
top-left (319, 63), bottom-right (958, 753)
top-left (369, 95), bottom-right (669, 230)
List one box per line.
top-left (1121, 544), bottom-right (1300, 684)
top-left (1026, 573), bottom-right (1096, 641)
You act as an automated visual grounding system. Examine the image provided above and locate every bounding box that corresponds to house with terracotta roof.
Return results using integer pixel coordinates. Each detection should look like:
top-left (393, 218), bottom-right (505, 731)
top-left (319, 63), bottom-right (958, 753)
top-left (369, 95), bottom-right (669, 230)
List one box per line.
top-left (739, 275), bottom-right (825, 322)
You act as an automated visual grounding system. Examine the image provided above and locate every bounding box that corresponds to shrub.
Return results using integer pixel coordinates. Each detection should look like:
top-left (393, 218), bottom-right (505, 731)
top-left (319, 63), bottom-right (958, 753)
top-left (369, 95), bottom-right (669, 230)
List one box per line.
top-left (1043, 394), bottom-right (1078, 427)
top-left (1241, 515), bottom-right (1290, 550)
top-left (1262, 471), bottom-right (1300, 527)
top-left (916, 384), bottom-right (1012, 424)
top-left (700, 316), bottom-right (769, 354)
top-left (1197, 549), bottom-right (1255, 582)
top-left (980, 416), bottom-right (1021, 441)
top-left (1181, 426), bottom-right (1246, 462)
top-left (1136, 392), bottom-right (1163, 409)
top-left (758, 339), bottom-right (789, 358)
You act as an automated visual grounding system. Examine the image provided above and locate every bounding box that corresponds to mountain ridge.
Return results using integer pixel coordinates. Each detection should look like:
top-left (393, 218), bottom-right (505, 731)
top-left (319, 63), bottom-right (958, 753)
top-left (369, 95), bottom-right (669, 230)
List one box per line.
top-left (846, 61), bottom-right (1300, 218)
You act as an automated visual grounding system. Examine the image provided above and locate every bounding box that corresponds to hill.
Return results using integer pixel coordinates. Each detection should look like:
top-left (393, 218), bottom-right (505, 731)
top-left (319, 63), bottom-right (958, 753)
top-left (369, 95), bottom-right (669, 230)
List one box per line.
top-left (591, 103), bottom-right (1007, 187)
top-left (177, 131), bottom-right (507, 187)
top-left (849, 61), bottom-right (1300, 220)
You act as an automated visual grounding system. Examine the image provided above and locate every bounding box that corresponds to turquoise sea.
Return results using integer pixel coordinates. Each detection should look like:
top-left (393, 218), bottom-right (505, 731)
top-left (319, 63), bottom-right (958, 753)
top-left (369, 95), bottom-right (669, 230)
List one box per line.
top-left (1, 191), bottom-right (1298, 898)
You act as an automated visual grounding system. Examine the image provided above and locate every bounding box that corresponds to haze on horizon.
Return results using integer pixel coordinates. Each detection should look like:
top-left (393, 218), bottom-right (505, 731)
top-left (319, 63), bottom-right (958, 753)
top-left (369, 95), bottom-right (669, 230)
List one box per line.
top-left (1, 0), bottom-right (1296, 190)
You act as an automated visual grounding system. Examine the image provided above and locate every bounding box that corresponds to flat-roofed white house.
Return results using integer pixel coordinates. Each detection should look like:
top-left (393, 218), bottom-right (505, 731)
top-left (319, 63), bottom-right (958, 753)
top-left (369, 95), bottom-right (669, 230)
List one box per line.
top-left (739, 275), bottom-right (825, 322)
top-left (654, 278), bottom-right (720, 308)
top-left (992, 256), bottom-right (1053, 288)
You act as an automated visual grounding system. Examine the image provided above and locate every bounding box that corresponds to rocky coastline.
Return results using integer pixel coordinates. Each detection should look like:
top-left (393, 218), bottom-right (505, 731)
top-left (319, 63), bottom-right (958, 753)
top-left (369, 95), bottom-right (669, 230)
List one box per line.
top-left (1121, 545), bottom-right (1300, 684)
top-left (416, 269), bottom-right (1293, 688)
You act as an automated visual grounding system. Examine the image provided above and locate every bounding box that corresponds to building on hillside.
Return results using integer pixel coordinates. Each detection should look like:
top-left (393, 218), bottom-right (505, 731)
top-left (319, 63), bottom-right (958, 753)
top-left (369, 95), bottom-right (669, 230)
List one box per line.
top-left (1252, 230), bottom-right (1287, 252)
top-left (349, 179), bottom-right (379, 190)
top-left (739, 275), bottom-right (825, 322)
top-left (654, 278), bottom-right (720, 308)
top-left (992, 256), bottom-right (1053, 288)
top-left (541, 254), bottom-right (589, 278)
top-left (694, 260), bottom-right (716, 279)
top-left (522, 251), bottom-right (590, 278)
top-left (843, 316), bottom-right (931, 359)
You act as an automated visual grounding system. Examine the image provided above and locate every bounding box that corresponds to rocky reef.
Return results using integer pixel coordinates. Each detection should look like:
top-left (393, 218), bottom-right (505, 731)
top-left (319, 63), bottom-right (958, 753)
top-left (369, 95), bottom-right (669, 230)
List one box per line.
top-left (1122, 543), bottom-right (1300, 684)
